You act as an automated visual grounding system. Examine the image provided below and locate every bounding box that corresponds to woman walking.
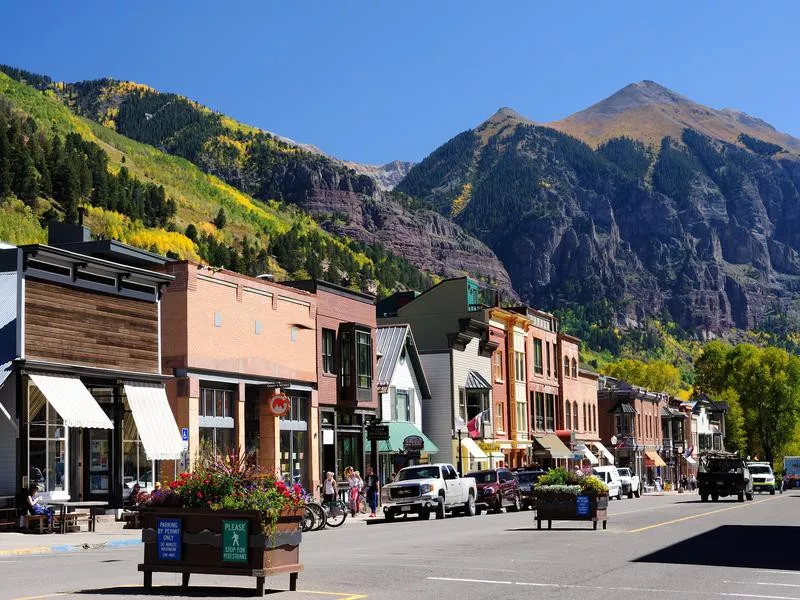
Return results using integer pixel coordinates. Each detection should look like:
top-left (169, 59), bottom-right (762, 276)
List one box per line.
top-left (322, 471), bottom-right (337, 505)
top-left (346, 467), bottom-right (363, 517)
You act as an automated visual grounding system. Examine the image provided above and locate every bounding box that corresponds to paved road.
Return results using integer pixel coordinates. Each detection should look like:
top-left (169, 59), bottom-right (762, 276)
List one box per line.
top-left (3, 490), bottom-right (798, 600)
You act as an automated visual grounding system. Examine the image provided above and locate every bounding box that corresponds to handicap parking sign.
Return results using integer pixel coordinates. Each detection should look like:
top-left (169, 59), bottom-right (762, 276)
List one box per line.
top-left (181, 428), bottom-right (189, 441)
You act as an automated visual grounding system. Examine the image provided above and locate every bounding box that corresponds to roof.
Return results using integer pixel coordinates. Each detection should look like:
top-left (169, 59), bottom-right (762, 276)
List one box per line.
top-left (661, 406), bottom-right (686, 419)
top-left (609, 401), bottom-right (637, 415)
top-left (465, 370), bottom-right (491, 390)
top-left (375, 325), bottom-right (431, 399)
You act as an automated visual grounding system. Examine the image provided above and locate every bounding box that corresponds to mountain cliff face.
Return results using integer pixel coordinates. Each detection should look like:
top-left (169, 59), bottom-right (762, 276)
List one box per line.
top-left (397, 84), bottom-right (800, 335)
top-left (58, 78), bottom-right (515, 296)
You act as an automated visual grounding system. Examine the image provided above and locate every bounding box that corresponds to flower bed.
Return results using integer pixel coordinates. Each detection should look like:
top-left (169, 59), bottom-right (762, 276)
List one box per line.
top-left (533, 468), bottom-right (609, 530)
top-left (137, 452), bottom-right (305, 593)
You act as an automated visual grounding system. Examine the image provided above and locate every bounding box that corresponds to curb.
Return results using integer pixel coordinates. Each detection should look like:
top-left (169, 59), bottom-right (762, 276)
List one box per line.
top-left (0, 537), bottom-right (142, 557)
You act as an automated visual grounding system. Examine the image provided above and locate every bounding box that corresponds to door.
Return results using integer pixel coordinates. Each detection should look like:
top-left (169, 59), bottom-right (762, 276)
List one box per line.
top-left (499, 470), bottom-right (513, 504)
top-left (84, 429), bottom-right (112, 501)
top-left (445, 466), bottom-right (463, 505)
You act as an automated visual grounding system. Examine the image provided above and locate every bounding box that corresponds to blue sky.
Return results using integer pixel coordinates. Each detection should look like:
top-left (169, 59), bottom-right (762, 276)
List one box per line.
top-left (2, 2), bottom-right (799, 164)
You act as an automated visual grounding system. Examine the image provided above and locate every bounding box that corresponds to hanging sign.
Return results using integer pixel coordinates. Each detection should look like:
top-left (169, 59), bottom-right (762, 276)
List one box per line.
top-left (266, 393), bottom-right (290, 417)
top-left (403, 435), bottom-right (425, 452)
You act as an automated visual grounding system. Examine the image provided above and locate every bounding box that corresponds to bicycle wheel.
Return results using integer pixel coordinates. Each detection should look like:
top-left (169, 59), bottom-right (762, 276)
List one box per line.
top-left (302, 505), bottom-right (316, 532)
top-left (308, 502), bottom-right (326, 531)
top-left (326, 500), bottom-right (347, 528)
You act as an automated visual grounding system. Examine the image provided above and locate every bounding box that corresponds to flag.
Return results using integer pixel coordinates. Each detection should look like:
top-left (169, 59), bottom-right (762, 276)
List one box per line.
top-left (467, 410), bottom-right (488, 439)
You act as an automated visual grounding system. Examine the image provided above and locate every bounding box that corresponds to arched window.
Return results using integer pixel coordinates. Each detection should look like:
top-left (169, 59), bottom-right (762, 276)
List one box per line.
top-left (572, 401), bottom-right (578, 430)
top-left (571, 358), bottom-right (577, 378)
top-left (583, 403), bottom-right (587, 431)
top-left (592, 405), bottom-right (596, 431)
top-left (564, 356), bottom-right (569, 378)
top-left (565, 401), bottom-right (571, 430)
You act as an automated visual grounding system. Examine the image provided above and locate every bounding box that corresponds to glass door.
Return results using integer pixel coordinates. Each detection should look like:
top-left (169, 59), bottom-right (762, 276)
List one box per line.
top-left (85, 429), bottom-right (112, 500)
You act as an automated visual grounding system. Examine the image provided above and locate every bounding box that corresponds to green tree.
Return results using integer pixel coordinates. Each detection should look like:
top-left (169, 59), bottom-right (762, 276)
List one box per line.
top-left (185, 223), bottom-right (198, 241)
top-left (605, 359), bottom-right (681, 395)
top-left (214, 207), bottom-right (227, 229)
top-left (717, 388), bottom-right (747, 456)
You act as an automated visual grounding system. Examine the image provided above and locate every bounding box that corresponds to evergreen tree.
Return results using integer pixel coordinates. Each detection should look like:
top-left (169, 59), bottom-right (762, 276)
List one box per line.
top-left (185, 223), bottom-right (198, 241)
top-left (214, 207), bottom-right (227, 229)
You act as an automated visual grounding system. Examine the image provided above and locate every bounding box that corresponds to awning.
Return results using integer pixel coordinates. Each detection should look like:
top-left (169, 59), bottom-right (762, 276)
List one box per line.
top-left (124, 382), bottom-right (184, 460)
top-left (28, 373), bottom-right (113, 429)
top-left (591, 441), bottom-right (615, 464)
top-left (460, 437), bottom-right (488, 459)
top-left (366, 421), bottom-right (439, 454)
top-left (0, 362), bottom-right (16, 432)
top-left (644, 450), bottom-right (667, 467)
top-left (579, 446), bottom-right (599, 465)
top-left (465, 370), bottom-right (491, 390)
top-left (533, 433), bottom-right (573, 460)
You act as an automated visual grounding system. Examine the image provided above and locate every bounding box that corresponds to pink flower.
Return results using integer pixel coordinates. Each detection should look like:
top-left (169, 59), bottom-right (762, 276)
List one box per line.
top-left (196, 492), bottom-right (203, 499)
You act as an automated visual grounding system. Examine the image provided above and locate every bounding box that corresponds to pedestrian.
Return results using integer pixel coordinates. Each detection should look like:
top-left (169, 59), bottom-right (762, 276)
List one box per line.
top-left (364, 466), bottom-right (380, 518)
top-left (347, 469), bottom-right (362, 517)
top-left (322, 471), bottom-right (337, 504)
top-left (25, 484), bottom-right (55, 529)
top-left (680, 474), bottom-right (688, 491)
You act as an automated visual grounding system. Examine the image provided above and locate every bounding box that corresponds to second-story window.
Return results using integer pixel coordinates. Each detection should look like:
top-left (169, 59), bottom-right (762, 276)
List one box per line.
top-left (571, 358), bottom-right (577, 378)
top-left (533, 339), bottom-right (543, 375)
top-left (534, 391), bottom-right (545, 431)
top-left (322, 329), bottom-right (336, 374)
top-left (356, 331), bottom-right (372, 389)
top-left (546, 342), bottom-right (551, 378)
top-left (514, 350), bottom-right (526, 382)
top-left (494, 351), bottom-right (503, 381)
top-left (572, 401), bottom-right (578, 430)
top-left (565, 400), bottom-right (571, 430)
top-left (564, 355), bottom-right (569, 378)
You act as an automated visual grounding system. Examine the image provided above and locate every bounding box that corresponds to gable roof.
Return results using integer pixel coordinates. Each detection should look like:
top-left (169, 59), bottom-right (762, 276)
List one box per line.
top-left (375, 325), bottom-right (431, 399)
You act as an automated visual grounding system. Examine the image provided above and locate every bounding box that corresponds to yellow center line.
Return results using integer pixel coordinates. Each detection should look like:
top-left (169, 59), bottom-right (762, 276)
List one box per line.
top-left (628, 496), bottom-right (783, 533)
top-left (299, 591), bottom-right (368, 600)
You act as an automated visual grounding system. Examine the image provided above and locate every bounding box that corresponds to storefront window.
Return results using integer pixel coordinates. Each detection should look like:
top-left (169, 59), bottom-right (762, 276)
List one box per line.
top-left (545, 394), bottom-right (555, 431)
top-left (534, 392), bottom-right (545, 431)
top-left (199, 388), bottom-right (235, 457)
top-left (280, 395), bottom-right (308, 486)
top-left (123, 400), bottom-right (153, 490)
top-left (28, 383), bottom-right (66, 494)
top-left (356, 331), bottom-right (372, 389)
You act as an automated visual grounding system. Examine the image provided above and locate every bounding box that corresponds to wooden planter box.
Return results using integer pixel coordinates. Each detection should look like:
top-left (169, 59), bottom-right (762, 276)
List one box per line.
top-left (138, 508), bottom-right (303, 594)
top-left (534, 495), bottom-right (608, 530)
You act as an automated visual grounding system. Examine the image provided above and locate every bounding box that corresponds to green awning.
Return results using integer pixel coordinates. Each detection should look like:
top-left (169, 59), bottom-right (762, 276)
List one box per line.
top-left (366, 422), bottom-right (439, 454)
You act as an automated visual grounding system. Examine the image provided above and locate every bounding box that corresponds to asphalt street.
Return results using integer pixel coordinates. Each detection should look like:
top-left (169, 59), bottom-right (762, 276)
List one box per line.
top-left (2, 490), bottom-right (799, 600)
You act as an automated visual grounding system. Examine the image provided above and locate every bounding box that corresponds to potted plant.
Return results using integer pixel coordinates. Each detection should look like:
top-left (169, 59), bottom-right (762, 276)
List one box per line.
top-left (533, 468), bottom-right (609, 530)
top-left (137, 450), bottom-right (305, 593)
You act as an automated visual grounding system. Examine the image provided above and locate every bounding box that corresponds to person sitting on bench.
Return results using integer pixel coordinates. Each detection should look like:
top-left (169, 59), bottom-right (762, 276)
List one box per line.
top-left (26, 484), bottom-right (55, 529)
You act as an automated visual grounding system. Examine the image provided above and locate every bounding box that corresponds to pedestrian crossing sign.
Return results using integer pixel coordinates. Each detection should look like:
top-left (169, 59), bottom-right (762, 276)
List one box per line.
top-left (222, 519), bottom-right (249, 562)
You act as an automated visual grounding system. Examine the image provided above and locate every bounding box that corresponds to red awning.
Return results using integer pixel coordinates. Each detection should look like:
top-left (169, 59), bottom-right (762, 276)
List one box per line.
top-left (555, 430), bottom-right (574, 446)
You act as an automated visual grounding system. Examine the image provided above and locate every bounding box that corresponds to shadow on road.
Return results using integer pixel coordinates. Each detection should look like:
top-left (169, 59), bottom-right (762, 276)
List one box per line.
top-left (634, 525), bottom-right (800, 570)
top-left (72, 585), bottom-right (285, 597)
top-left (506, 526), bottom-right (601, 532)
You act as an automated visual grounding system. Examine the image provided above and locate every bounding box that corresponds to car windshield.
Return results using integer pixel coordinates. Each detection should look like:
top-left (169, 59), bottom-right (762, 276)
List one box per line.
top-left (515, 472), bottom-right (543, 484)
top-left (467, 471), bottom-right (497, 484)
top-left (617, 468), bottom-right (631, 477)
top-left (703, 458), bottom-right (744, 473)
top-left (397, 466), bottom-right (441, 481)
top-left (749, 465), bottom-right (772, 474)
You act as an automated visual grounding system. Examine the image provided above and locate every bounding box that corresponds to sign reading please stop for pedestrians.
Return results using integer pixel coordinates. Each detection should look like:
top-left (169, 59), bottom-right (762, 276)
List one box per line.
top-left (222, 519), bottom-right (249, 563)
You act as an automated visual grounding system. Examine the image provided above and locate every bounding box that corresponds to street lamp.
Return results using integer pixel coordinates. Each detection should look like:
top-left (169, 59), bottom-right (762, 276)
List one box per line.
top-left (452, 428), bottom-right (465, 476)
top-left (610, 435), bottom-right (618, 466)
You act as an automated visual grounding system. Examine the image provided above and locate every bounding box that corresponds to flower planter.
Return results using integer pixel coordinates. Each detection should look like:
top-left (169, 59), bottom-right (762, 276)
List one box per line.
top-left (138, 507), bottom-right (303, 594)
top-left (534, 495), bottom-right (608, 530)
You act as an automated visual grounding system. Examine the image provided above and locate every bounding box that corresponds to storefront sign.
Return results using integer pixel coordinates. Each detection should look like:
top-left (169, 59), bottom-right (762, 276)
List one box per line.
top-left (367, 425), bottom-right (390, 441)
top-left (266, 393), bottom-right (290, 417)
top-left (156, 518), bottom-right (182, 561)
top-left (403, 435), bottom-right (425, 452)
top-left (576, 495), bottom-right (590, 517)
top-left (222, 519), bottom-right (249, 563)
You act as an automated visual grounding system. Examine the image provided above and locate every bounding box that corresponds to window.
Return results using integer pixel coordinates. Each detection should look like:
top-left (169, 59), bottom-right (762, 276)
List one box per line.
top-left (279, 394), bottom-right (309, 483)
top-left (583, 404), bottom-right (587, 432)
top-left (214, 311), bottom-right (222, 327)
top-left (494, 351), bottom-right (503, 381)
top-left (514, 351), bottom-right (526, 382)
top-left (516, 400), bottom-right (527, 433)
top-left (340, 331), bottom-right (352, 386)
top-left (571, 358), bottom-right (577, 378)
top-left (459, 388), bottom-right (490, 436)
top-left (565, 401), bottom-right (572, 430)
top-left (255, 320), bottom-right (263, 335)
top-left (572, 401), bottom-right (578, 430)
top-left (564, 356), bottom-right (569, 378)
top-left (322, 328), bottom-right (336, 374)
top-left (356, 331), bottom-right (372, 389)
top-left (28, 384), bottom-right (67, 494)
top-left (546, 342), bottom-right (551, 377)
top-left (533, 339), bottom-right (543, 375)
top-left (534, 392), bottom-right (545, 431)
top-left (391, 388), bottom-right (414, 422)
top-left (495, 402), bottom-right (504, 432)
top-left (545, 394), bottom-right (555, 431)
top-left (199, 388), bottom-right (235, 457)
top-left (123, 397), bottom-right (154, 490)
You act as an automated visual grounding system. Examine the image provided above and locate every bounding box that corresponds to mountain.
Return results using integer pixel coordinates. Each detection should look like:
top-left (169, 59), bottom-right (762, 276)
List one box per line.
top-left (397, 82), bottom-right (800, 336)
top-left (549, 80), bottom-right (800, 153)
top-left (50, 76), bottom-right (515, 297)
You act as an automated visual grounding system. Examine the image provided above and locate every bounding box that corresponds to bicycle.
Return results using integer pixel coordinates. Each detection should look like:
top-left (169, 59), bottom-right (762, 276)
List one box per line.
top-left (302, 500), bottom-right (325, 532)
top-left (321, 498), bottom-right (348, 527)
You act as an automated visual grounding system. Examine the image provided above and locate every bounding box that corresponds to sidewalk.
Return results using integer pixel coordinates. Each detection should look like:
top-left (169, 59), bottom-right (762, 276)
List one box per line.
top-left (0, 526), bottom-right (141, 557)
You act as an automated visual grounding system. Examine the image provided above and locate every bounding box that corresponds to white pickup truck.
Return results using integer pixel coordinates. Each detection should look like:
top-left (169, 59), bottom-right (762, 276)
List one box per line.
top-left (616, 467), bottom-right (641, 498)
top-left (381, 463), bottom-right (477, 521)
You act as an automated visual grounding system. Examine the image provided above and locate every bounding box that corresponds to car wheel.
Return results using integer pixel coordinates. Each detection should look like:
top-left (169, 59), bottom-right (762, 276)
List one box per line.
top-left (463, 493), bottom-right (476, 517)
top-left (508, 494), bottom-right (521, 513)
top-left (435, 497), bottom-right (446, 520)
top-left (746, 492), bottom-right (753, 501)
top-left (627, 489), bottom-right (634, 499)
top-left (476, 506), bottom-right (483, 516)
top-left (771, 489), bottom-right (775, 495)
top-left (711, 493), bottom-right (719, 502)
top-left (700, 494), bottom-right (708, 502)
top-left (419, 509), bottom-right (431, 520)
top-left (384, 510), bottom-right (395, 522)
top-left (738, 492), bottom-right (745, 502)
top-left (634, 489), bottom-right (641, 498)
top-left (616, 488), bottom-right (623, 500)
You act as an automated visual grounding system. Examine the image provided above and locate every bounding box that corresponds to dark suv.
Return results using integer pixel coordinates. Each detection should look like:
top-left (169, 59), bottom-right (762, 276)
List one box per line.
top-left (514, 468), bottom-right (546, 509)
top-left (466, 468), bottom-right (521, 514)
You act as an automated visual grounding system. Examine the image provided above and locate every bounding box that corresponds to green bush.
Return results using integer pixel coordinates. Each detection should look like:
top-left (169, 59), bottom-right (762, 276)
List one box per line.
top-left (534, 470), bottom-right (608, 500)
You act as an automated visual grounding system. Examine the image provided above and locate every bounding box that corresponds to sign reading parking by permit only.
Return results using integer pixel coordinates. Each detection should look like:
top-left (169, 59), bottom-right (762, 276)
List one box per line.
top-left (222, 519), bottom-right (249, 562)
top-left (576, 495), bottom-right (590, 517)
top-left (156, 518), bottom-right (182, 561)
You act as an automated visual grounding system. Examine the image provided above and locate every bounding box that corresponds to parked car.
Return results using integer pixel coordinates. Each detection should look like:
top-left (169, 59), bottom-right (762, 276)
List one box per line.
top-left (747, 462), bottom-right (776, 495)
top-left (616, 467), bottom-right (641, 498)
top-left (381, 463), bottom-right (477, 521)
top-left (467, 468), bottom-right (521, 514)
top-left (514, 468), bottom-right (546, 509)
top-left (698, 452), bottom-right (753, 502)
top-left (592, 466), bottom-right (623, 500)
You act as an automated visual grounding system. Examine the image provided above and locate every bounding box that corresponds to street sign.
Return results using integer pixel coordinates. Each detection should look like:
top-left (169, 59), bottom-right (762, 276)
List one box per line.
top-left (576, 495), bottom-right (590, 517)
top-left (367, 425), bottom-right (390, 441)
top-left (156, 518), bottom-right (181, 561)
top-left (222, 519), bottom-right (249, 563)
top-left (181, 428), bottom-right (189, 442)
top-left (403, 435), bottom-right (424, 452)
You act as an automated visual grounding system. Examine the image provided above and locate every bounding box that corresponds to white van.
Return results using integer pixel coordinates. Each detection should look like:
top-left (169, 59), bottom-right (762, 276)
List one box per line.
top-left (592, 466), bottom-right (623, 500)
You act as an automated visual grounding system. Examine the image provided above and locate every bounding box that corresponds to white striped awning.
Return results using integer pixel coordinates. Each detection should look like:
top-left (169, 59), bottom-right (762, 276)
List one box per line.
top-left (580, 446), bottom-right (599, 465)
top-left (591, 441), bottom-right (615, 464)
top-left (124, 382), bottom-right (183, 460)
top-left (29, 373), bottom-right (113, 429)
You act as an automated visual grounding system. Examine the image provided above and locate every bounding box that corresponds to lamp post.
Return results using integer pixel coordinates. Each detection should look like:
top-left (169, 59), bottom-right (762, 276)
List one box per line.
top-left (453, 428), bottom-right (464, 476)
top-left (610, 435), bottom-right (618, 467)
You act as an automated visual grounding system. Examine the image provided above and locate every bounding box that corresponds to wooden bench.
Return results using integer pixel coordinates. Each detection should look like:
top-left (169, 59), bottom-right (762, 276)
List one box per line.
top-left (121, 510), bottom-right (141, 529)
top-left (55, 513), bottom-right (81, 532)
top-left (22, 514), bottom-right (48, 533)
top-left (0, 496), bottom-right (15, 530)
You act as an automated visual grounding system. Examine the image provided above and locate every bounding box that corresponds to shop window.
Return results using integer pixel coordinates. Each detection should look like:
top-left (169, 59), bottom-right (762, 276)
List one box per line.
top-left (533, 339), bottom-right (543, 375)
top-left (545, 394), bottom-right (555, 431)
top-left (356, 330), bottom-right (372, 389)
top-left (199, 388), bottom-right (235, 457)
top-left (534, 391), bottom-right (545, 431)
top-left (322, 328), bottom-right (336, 374)
top-left (279, 394), bottom-right (308, 486)
top-left (123, 399), bottom-right (154, 490)
top-left (27, 383), bottom-right (66, 494)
